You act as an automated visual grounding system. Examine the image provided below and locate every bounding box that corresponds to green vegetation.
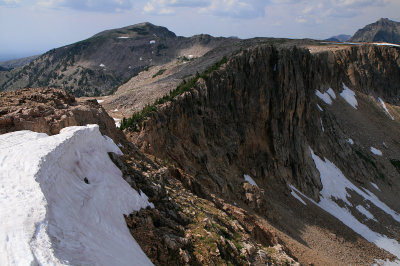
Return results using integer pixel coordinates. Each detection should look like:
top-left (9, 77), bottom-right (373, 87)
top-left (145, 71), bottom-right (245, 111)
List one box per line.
top-left (120, 56), bottom-right (228, 131)
top-left (152, 68), bottom-right (166, 78)
top-left (119, 104), bottom-right (157, 131)
top-left (177, 55), bottom-right (196, 62)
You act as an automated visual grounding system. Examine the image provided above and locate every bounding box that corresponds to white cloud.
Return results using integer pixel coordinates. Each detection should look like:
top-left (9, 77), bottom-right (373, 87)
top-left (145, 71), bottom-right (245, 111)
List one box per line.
top-left (202, 0), bottom-right (265, 18)
top-left (143, 0), bottom-right (266, 18)
top-left (296, 16), bottom-right (307, 23)
top-left (1, 0), bottom-right (136, 12)
top-left (0, 0), bottom-right (20, 6)
top-left (143, 1), bottom-right (154, 12)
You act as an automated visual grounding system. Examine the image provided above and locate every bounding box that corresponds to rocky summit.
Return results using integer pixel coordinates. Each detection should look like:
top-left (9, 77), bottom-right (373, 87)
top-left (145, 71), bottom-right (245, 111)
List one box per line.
top-left (349, 18), bottom-right (400, 44)
top-left (1, 20), bottom-right (400, 266)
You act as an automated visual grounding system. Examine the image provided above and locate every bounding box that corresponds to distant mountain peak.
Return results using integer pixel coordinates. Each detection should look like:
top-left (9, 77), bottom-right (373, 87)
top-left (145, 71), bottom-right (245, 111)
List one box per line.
top-left (349, 18), bottom-right (400, 44)
top-left (93, 22), bottom-right (176, 39)
top-left (325, 34), bottom-right (351, 42)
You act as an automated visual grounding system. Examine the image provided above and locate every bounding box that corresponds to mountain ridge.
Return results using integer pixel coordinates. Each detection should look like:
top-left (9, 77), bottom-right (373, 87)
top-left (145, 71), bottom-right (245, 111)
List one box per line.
top-left (0, 22), bottom-right (239, 97)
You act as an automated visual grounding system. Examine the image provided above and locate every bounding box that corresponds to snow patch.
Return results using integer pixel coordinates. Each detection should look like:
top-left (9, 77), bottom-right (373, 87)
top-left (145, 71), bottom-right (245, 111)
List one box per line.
top-left (309, 148), bottom-right (400, 258)
top-left (315, 89), bottom-right (333, 105)
top-left (378, 97), bottom-right (394, 120)
top-left (373, 42), bottom-right (400, 48)
top-left (340, 84), bottom-right (358, 109)
top-left (0, 125), bottom-right (153, 265)
top-left (289, 185), bottom-right (307, 205)
top-left (99, 63), bottom-right (105, 68)
top-left (317, 104), bottom-right (323, 111)
top-left (320, 118), bottom-right (324, 132)
top-left (243, 174), bottom-right (258, 187)
top-left (347, 138), bottom-right (354, 145)
top-left (370, 147), bottom-right (383, 156)
top-left (97, 99), bottom-right (104, 104)
top-left (114, 118), bottom-right (121, 128)
top-left (356, 205), bottom-right (377, 221)
top-left (371, 182), bottom-right (380, 191)
top-left (149, 40), bottom-right (156, 44)
top-left (117, 36), bottom-right (130, 39)
top-left (327, 88), bottom-right (336, 99)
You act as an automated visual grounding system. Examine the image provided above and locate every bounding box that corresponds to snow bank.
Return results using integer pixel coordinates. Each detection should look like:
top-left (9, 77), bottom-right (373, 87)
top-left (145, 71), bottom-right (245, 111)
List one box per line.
top-left (0, 125), bottom-right (153, 265)
top-left (373, 43), bottom-right (400, 48)
top-left (370, 147), bottom-right (383, 156)
top-left (356, 205), bottom-right (376, 221)
top-left (289, 185), bottom-right (307, 205)
top-left (378, 97), bottom-right (394, 120)
top-left (327, 88), bottom-right (336, 99)
top-left (149, 40), bottom-right (156, 44)
top-left (371, 182), bottom-right (380, 191)
top-left (118, 36), bottom-right (130, 39)
top-left (97, 99), bottom-right (104, 103)
top-left (308, 148), bottom-right (400, 258)
top-left (244, 174), bottom-right (258, 187)
top-left (315, 89), bottom-right (333, 105)
top-left (114, 118), bottom-right (121, 128)
top-left (99, 63), bottom-right (105, 68)
top-left (340, 84), bottom-right (358, 109)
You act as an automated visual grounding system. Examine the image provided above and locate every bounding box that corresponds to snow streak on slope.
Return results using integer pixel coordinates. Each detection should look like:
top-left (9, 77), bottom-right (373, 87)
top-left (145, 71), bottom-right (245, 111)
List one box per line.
top-left (289, 185), bottom-right (307, 205)
top-left (244, 174), bottom-right (258, 187)
top-left (371, 147), bottom-right (383, 156)
top-left (378, 97), bottom-right (394, 120)
top-left (340, 84), bottom-right (358, 109)
top-left (0, 125), bottom-right (153, 266)
top-left (308, 148), bottom-right (400, 258)
top-left (316, 89), bottom-right (333, 105)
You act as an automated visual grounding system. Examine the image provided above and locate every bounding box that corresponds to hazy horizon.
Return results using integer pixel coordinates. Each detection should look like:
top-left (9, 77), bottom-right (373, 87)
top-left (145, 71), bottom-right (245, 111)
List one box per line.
top-left (1, 0), bottom-right (400, 62)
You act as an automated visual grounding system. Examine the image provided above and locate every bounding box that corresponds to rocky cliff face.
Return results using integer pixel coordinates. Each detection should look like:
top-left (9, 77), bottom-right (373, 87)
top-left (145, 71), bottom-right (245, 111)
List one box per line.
top-left (0, 87), bottom-right (125, 142)
top-left (130, 44), bottom-right (400, 263)
top-left (133, 44), bottom-right (400, 197)
top-left (350, 18), bottom-right (400, 44)
top-left (332, 44), bottom-right (400, 103)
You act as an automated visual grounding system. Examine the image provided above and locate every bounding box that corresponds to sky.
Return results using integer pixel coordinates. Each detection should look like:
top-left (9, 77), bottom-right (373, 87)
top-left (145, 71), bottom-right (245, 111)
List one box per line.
top-left (0, 0), bottom-right (399, 61)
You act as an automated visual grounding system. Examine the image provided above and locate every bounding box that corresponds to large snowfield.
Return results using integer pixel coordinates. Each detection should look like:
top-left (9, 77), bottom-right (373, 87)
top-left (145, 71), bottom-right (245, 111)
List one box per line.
top-left (291, 148), bottom-right (400, 260)
top-left (0, 125), bottom-right (153, 265)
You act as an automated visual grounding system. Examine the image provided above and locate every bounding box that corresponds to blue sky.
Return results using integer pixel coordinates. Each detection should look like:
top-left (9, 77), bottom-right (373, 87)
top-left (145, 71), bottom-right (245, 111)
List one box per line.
top-left (0, 0), bottom-right (399, 61)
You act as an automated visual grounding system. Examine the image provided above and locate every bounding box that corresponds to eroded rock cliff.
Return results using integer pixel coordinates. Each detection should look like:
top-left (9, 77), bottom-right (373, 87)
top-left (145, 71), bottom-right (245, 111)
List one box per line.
top-left (0, 88), bottom-right (119, 137)
top-left (130, 44), bottom-right (400, 264)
